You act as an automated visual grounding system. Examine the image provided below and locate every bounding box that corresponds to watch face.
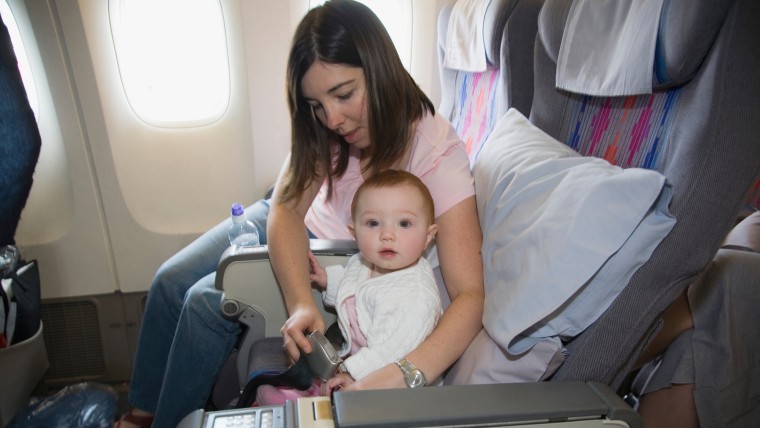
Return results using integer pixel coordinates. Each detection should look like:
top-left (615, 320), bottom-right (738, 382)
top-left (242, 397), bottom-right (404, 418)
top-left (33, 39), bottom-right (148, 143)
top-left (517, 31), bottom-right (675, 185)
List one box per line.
top-left (405, 369), bottom-right (426, 388)
top-left (396, 358), bottom-right (427, 388)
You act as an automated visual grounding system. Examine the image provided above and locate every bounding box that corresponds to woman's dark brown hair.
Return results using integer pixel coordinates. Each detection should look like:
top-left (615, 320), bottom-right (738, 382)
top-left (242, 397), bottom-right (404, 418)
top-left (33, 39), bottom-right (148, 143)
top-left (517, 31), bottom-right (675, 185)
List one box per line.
top-left (280, 0), bottom-right (434, 203)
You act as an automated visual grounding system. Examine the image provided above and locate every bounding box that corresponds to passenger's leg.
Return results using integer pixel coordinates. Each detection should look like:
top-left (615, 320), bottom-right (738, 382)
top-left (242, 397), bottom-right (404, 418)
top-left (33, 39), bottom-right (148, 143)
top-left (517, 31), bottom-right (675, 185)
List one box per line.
top-left (245, 198), bottom-right (271, 244)
top-left (151, 274), bottom-right (242, 427)
top-left (633, 290), bottom-right (693, 370)
top-left (0, 16), bottom-right (41, 247)
top-left (637, 249), bottom-right (760, 427)
top-left (128, 215), bottom-right (234, 414)
top-left (634, 328), bottom-right (697, 427)
top-left (126, 199), bottom-right (270, 425)
top-left (687, 249), bottom-right (760, 426)
top-left (638, 384), bottom-right (699, 428)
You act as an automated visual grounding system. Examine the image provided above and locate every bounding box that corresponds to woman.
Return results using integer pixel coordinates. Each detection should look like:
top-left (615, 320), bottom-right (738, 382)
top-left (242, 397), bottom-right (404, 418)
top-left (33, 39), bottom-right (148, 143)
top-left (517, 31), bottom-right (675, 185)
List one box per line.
top-left (118, 1), bottom-right (484, 427)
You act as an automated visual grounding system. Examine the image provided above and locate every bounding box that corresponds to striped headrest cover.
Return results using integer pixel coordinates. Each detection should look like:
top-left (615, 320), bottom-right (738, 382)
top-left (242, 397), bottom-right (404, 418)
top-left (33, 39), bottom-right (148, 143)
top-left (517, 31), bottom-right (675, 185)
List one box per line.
top-left (449, 68), bottom-right (500, 169)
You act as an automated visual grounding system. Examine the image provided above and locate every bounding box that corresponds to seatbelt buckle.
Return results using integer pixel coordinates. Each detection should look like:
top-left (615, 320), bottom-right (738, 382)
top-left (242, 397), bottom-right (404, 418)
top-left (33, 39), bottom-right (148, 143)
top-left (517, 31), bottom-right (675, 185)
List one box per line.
top-left (306, 331), bottom-right (344, 381)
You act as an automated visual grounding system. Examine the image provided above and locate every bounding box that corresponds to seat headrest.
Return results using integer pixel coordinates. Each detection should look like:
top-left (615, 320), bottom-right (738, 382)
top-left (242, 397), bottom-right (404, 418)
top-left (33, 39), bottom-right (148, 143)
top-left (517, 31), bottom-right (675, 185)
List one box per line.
top-left (482, 0), bottom-right (504, 65)
top-left (438, 0), bottom-right (505, 71)
top-left (539, 0), bottom-right (734, 90)
top-left (654, 0), bottom-right (733, 87)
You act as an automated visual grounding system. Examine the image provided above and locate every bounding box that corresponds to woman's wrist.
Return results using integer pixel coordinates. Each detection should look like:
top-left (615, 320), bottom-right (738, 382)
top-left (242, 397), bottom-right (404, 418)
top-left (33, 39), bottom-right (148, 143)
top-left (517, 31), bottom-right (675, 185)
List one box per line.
top-left (394, 358), bottom-right (427, 388)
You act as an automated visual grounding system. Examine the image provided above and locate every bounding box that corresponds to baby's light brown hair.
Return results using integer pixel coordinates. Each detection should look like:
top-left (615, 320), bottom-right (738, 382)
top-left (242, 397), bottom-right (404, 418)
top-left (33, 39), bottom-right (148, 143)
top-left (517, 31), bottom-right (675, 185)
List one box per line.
top-left (351, 170), bottom-right (435, 224)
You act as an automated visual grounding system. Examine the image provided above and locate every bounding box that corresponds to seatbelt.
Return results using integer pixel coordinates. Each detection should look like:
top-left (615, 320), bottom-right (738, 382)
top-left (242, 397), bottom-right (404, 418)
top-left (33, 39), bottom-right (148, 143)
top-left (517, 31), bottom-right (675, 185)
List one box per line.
top-left (623, 355), bottom-right (663, 410)
top-left (235, 353), bottom-right (313, 408)
top-left (235, 322), bottom-right (345, 408)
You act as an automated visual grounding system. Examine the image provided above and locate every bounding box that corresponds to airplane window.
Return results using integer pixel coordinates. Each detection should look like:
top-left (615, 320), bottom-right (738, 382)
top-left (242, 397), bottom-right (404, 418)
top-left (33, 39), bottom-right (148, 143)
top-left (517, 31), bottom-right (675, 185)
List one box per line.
top-left (108, 0), bottom-right (229, 127)
top-left (309, 0), bottom-right (412, 70)
top-left (0, 1), bottom-right (39, 117)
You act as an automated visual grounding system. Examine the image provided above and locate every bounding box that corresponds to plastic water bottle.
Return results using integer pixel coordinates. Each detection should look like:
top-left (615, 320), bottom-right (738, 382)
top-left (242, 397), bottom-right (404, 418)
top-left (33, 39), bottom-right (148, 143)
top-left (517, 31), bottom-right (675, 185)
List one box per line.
top-left (228, 203), bottom-right (260, 247)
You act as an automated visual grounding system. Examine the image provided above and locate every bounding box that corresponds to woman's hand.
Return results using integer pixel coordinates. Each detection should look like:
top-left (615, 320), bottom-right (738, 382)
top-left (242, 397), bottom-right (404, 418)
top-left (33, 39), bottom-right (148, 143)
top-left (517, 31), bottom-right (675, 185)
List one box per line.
top-left (281, 303), bottom-right (326, 360)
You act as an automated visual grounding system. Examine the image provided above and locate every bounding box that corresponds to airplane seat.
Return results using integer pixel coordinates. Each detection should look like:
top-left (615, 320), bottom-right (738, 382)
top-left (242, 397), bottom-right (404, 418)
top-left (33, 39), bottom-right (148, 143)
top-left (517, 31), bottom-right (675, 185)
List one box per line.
top-left (528, 0), bottom-right (759, 380)
top-left (496, 0), bottom-right (759, 422)
top-left (438, 0), bottom-right (545, 167)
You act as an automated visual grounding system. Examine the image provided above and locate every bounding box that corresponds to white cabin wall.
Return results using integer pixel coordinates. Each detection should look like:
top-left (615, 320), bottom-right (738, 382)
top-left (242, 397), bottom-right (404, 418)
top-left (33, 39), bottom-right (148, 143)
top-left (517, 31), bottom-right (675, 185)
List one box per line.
top-left (15, 0), bottom-right (279, 297)
top-left (71, 0), bottom-right (264, 295)
top-left (241, 0), bottom-right (300, 198)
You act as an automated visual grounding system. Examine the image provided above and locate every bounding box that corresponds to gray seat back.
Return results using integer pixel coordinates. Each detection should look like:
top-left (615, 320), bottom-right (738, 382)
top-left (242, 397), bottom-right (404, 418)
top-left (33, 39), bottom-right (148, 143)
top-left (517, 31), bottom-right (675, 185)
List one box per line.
top-left (529, 0), bottom-right (760, 387)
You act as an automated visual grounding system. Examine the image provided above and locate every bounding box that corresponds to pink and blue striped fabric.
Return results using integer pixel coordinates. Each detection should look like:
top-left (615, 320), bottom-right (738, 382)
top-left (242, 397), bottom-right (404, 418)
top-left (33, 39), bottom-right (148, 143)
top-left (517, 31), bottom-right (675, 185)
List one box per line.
top-left (562, 89), bottom-right (759, 210)
top-left (449, 68), bottom-right (500, 169)
top-left (448, 67), bottom-right (759, 210)
top-left (563, 90), bottom-right (680, 170)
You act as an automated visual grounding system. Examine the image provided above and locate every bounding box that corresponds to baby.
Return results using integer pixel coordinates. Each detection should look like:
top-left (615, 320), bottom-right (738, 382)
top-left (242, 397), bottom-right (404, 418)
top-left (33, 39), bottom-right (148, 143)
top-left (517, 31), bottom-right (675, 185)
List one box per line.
top-left (310, 169), bottom-right (442, 392)
top-left (257, 169), bottom-right (442, 404)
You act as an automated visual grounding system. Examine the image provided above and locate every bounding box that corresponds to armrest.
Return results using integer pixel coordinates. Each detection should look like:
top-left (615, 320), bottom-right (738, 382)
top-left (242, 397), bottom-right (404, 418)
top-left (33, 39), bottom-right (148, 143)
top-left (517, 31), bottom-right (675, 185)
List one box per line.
top-left (332, 381), bottom-right (641, 428)
top-left (182, 382), bottom-right (640, 428)
top-left (216, 239), bottom-right (358, 390)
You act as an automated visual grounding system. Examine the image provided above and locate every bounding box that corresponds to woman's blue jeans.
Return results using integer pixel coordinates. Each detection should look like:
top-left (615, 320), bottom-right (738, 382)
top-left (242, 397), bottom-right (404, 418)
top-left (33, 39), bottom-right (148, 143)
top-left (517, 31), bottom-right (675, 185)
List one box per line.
top-left (128, 199), bottom-right (272, 427)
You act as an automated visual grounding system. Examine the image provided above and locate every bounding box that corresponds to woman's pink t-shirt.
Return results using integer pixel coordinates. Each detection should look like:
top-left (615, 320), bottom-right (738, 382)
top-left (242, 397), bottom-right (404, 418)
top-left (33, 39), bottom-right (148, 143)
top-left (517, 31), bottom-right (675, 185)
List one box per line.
top-left (305, 112), bottom-right (474, 240)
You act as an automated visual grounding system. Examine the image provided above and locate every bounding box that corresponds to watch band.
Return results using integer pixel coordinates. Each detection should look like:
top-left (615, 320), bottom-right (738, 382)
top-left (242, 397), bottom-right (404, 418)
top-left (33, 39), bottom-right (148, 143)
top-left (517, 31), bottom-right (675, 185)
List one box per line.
top-left (394, 358), bottom-right (427, 388)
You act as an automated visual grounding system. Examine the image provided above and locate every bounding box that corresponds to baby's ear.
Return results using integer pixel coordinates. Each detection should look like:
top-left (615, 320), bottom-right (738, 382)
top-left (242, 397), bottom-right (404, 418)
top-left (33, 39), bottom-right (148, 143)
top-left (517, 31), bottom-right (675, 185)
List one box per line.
top-left (426, 224), bottom-right (438, 246)
top-left (348, 224), bottom-right (356, 238)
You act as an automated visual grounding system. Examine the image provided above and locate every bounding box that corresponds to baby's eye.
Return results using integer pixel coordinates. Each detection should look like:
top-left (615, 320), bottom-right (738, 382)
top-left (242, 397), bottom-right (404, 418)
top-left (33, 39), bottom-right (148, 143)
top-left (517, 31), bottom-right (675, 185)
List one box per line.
top-left (399, 220), bottom-right (412, 228)
top-left (366, 219), bottom-right (379, 228)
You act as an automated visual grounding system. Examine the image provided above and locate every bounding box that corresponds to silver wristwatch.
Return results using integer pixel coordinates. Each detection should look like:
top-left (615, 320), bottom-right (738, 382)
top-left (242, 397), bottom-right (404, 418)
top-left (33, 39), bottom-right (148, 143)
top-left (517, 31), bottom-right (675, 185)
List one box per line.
top-left (394, 358), bottom-right (427, 388)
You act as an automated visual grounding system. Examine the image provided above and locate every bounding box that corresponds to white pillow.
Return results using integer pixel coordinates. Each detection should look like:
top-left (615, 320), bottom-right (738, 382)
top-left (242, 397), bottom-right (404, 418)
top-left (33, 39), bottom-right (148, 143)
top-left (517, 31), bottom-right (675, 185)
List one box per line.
top-left (475, 109), bottom-right (676, 354)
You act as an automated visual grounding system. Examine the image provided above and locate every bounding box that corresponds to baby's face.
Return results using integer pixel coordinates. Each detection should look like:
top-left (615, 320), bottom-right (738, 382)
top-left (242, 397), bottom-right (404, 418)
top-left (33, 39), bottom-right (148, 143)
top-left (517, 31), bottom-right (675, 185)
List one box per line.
top-left (351, 185), bottom-right (436, 275)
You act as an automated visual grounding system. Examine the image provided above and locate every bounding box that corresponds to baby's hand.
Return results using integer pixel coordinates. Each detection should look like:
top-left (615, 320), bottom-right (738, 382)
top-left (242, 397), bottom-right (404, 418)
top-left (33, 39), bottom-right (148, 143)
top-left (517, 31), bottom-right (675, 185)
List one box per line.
top-left (307, 251), bottom-right (328, 289)
top-left (321, 372), bottom-right (355, 395)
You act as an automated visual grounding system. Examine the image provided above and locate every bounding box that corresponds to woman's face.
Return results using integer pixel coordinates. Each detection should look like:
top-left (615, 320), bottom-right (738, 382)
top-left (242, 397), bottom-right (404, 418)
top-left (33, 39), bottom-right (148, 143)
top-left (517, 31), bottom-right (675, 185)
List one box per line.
top-left (301, 61), bottom-right (370, 149)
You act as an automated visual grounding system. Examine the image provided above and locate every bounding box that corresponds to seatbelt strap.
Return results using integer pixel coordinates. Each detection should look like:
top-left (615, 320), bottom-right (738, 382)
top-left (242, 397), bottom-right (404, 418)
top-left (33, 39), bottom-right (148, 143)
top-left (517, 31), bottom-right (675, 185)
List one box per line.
top-left (235, 353), bottom-right (313, 408)
top-left (623, 355), bottom-right (663, 410)
top-left (235, 322), bottom-right (345, 408)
